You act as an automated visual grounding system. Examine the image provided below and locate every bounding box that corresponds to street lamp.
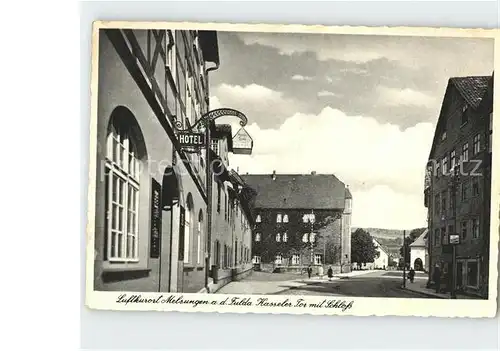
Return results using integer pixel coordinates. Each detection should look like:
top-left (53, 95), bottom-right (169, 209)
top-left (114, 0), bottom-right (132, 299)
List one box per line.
top-left (173, 108), bottom-right (249, 290)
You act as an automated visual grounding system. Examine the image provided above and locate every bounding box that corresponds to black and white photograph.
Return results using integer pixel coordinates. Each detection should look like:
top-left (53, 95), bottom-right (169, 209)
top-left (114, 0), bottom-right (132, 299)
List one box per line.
top-left (85, 21), bottom-right (499, 317)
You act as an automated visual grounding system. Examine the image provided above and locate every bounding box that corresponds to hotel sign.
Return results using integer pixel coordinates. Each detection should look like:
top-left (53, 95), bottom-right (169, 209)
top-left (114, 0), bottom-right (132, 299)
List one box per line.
top-left (179, 132), bottom-right (205, 147)
top-left (232, 127), bottom-right (253, 155)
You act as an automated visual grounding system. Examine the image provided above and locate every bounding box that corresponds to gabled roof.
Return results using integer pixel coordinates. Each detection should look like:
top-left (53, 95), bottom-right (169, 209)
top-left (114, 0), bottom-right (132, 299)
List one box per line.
top-left (241, 173), bottom-right (347, 210)
top-left (410, 229), bottom-right (428, 247)
top-left (428, 75), bottom-right (492, 160)
top-left (372, 237), bottom-right (390, 256)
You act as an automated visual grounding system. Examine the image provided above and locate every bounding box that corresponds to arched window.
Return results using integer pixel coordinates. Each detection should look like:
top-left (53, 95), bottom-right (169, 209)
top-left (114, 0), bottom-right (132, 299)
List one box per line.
top-left (282, 232), bottom-right (288, 242)
top-left (276, 233), bottom-right (281, 242)
top-left (105, 114), bottom-right (142, 262)
top-left (255, 214), bottom-right (261, 223)
top-left (255, 233), bottom-right (261, 242)
top-left (283, 214), bottom-right (289, 223)
top-left (197, 210), bottom-right (203, 265)
top-left (302, 233), bottom-right (309, 243)
top-left (183, 194), bottom-right (194, 263)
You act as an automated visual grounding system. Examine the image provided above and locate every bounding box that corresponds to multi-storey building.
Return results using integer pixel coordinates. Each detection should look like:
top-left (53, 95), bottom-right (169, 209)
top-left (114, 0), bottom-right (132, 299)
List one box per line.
top-left (242, 171), bottom-right (352, 274)
top-left (92, 27), bottom-right (254, 294)
top-left (424, 74), bottom-right (493, 298)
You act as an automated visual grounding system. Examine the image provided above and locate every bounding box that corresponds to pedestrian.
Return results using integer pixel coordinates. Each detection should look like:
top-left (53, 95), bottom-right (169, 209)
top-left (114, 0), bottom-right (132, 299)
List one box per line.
top-left (408, 267), bottom-right (415, 283)
top-left (327, 266), bottom-right (333, 281)
top-left (432, 264), bottom-right (441, 293)
top-left (307, 266), bottom-right (312, 279)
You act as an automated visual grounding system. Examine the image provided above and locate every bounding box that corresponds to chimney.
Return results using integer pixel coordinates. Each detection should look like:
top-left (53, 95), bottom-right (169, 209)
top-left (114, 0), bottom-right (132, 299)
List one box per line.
top-left (272, 170), bottom-right (276, 180)
top-left (311, 171), bottom-right (316, 175)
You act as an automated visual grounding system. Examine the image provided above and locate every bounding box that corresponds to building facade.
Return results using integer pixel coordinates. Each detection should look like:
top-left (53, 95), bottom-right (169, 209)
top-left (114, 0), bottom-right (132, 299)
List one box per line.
top-left (409, 229), bottom-right (428, 272)
top-left (92, 28), bottom-right (254, 294)
top-left (353, 237), bottom-right (389, 270)
top-left (424, 75), bottom-right (493, 298)
top-left (242, 172), bottom-right (352, 274)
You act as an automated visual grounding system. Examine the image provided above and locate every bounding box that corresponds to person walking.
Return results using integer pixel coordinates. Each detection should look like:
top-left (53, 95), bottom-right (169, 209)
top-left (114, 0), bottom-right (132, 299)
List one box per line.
top-left (327, 266), bottom-right (334, 281)
top-left (408, 267), bottom-right (415, 283)
top-left (307, 266), bottom-right (312, 279)
top-left (432, 264), bottom-right (441, 293)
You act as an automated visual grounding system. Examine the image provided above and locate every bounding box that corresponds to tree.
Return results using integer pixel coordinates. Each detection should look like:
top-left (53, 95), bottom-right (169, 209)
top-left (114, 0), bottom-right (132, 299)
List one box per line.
top-left (351, 229), bottom-right (378, 269)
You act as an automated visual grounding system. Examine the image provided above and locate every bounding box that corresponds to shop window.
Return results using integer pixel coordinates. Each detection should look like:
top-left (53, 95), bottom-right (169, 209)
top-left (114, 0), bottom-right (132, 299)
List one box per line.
top-left (467, 261), bottom-right (478, 287)
top-left (105, 115), bottom-right (141, 262)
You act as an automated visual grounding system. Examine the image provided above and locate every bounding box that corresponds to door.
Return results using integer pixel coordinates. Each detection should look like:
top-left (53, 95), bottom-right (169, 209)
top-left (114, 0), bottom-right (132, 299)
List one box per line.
top-left (456, 261), bottom-right (463, 290)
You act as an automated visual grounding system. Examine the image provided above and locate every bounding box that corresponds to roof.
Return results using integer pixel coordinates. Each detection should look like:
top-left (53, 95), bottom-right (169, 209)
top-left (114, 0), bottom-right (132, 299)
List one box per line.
top-left (449, 76), bottom-right (490, 109)
top-left (213, 124), bottom-right (233, 151)
top-left (372, 237), bottom-right (390, 255)
top-left (428, 75), bottom-right (492, 160)
top-left (410, 229), bottom-right (428, 247)
top-left (241, 173), bottom-right (347, 210)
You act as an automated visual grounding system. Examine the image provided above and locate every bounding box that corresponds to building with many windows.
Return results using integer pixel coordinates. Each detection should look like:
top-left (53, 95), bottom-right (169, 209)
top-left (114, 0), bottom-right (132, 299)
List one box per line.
top-left (424, 74), bottom-right (493, 298)
top-left (92, 27), bottom-right (254, 294)
top-left (242, 171), bottom-right (352, 274)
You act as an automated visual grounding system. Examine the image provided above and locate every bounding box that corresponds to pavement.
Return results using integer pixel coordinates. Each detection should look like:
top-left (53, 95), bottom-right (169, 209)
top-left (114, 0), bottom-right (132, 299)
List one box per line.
top-left (216, 269), bottom-right (430, 298)
top-left (402, 279), bottom-right (482, 300)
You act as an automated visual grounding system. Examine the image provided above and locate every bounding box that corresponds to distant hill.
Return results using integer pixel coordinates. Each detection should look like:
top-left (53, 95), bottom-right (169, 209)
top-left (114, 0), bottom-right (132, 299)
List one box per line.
top-left (351, 227), bottom-right (427, 258)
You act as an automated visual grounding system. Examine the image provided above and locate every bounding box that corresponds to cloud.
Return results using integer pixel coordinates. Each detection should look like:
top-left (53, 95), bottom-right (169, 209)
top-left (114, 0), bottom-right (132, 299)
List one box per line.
top-left (291, 74), bottom-right (313, 81)
top-left (317, 90), bottom-right (340, 97)
top-left (228, 107), bottom-right (435, 229)
top-left (376, 86), bottom-right (436, 107)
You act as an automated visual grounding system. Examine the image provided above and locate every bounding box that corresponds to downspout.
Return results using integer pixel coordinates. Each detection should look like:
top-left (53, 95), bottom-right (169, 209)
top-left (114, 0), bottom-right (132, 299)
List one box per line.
top-left (204, 61), bottom-right (220, 291)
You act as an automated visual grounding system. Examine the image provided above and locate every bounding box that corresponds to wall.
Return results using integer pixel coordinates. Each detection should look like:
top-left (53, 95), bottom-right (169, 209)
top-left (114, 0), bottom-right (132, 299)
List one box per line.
top-left (410, 246), bottom-right (426, 271)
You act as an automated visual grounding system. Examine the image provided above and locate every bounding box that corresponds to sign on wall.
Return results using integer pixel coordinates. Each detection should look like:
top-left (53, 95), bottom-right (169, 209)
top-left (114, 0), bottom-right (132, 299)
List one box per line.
top-left (178, 132), bottom-right (205, 147)
top-left (150, 178), bottom-right (162, 258)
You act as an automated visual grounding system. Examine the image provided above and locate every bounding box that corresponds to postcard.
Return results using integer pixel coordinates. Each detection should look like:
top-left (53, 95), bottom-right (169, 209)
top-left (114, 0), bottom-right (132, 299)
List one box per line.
top-left (85, 20), bottom-right (499, 318)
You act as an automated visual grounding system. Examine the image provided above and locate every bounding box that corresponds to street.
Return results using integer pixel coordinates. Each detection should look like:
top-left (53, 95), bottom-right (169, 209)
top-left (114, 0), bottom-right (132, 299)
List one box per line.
top-left (217, 270), bottom-right (430, 298)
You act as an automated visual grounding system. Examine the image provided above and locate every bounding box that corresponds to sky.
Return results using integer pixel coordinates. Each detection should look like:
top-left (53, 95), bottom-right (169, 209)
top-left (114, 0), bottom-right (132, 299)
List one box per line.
top-left (208, 30), bottom-right (494, 230)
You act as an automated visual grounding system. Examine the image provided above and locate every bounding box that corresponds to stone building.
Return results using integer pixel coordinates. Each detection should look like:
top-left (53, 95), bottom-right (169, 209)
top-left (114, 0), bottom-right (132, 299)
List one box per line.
top-left (424, 74), bottom-right (493, 298)
top-left (242, 172), bottom-right (352, 274)
top-left (92, 27), bottom-right (254, 294)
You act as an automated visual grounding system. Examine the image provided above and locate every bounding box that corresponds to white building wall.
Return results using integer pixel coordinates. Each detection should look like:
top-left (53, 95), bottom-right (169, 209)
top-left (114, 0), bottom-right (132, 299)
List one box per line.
top-left (410, 246), bottom-right (427, 271)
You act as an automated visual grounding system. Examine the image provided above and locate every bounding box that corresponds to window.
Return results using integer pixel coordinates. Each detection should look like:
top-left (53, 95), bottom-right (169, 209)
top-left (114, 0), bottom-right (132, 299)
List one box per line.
top-left (254, 233), bottom-right (261, 242)
top-left (489, 112), bottom-right (493, 153)
top-left (197, 211), bottom-right (203, 265)
top-left (291, 254), bottom-right (300, 265)
top-left (256, 214), bottom-right (261, 223)
top-left (442, 156), bottom-right (448, 175)
top-left (472, 219), bottom-right (479, 239)
top-left (252, 256), bottom-right (261, 264)
top-left (211, 139), bottom-right (219, 155)
top-left (450, 150), bottom-right (456, 170)
top-left (461, 143), bottom-right (469, 163)
top-left (283, 214), bottom-right (289, 223)
top-left (303, 213), bottom-right (315, 223)
top-left (441, 228), bottom-right (447, 245)
top-left (314, 254), bottom-right (322, 265)
top-left (302, 233), bottom-right (309, 243)
top-left (436, 160), bottom-right (441, 178)
top-left (105, 117), bottom-right (140, 262)
top-left (441, 191), bottom-right (447, 213)
top-left (217, 182), bottom-right (221, 213)
top-left (467, 261), bottom-right (478, 287)
top-left (183, 196), bottom-right (193, 264)
top-left (461, 181), bottom-right (469, 201)
top-left (275, 233), bottom-right (281, 242)
top-left (282, 232), bottom-right (288, 242)
top-left (276, 214), bottom-right (282, 223)
top-left (473, 179), bottom-right (479, 196)
top-left (434, 194), bottom-right (440, 215)
top-left (434, 229), bottom-right (440, 246)
top-left (461, 221), bottom-right (467, 239)
top-left (461, 103), bottom-right (468, 124)
top-left (449, 188), bottom-right (454, 210)
top-left (473, 134), bottom-right (481, 155)
top-left (275, 255), bottom-right (283, 265)
top-left (309, 233), bottom-right (316, 243)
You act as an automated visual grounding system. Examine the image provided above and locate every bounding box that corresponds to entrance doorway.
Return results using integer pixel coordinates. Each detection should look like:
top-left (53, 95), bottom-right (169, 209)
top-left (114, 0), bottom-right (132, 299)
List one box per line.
top-left (414, 258), bottom-right (423, 271)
